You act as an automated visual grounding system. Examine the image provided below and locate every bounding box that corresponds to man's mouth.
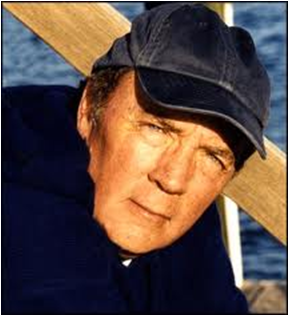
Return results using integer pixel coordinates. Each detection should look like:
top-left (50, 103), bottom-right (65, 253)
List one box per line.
top-left (129, 199), bottom-right (171, 224)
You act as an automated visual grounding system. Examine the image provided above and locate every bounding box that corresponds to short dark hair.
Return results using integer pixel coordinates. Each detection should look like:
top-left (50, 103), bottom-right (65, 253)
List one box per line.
top-left (85, 67), bottom-right (131, 129)
top-left (83, 67), bottom-right (255, 171)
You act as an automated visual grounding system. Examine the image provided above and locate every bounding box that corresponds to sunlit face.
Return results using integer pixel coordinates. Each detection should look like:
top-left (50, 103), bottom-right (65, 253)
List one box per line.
top-left (77, 71), bottom-right (235, 255)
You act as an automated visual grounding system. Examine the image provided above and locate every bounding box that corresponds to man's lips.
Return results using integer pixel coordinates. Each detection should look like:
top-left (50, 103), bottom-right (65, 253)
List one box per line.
top-left (129, 199), bottom-right (171, 222)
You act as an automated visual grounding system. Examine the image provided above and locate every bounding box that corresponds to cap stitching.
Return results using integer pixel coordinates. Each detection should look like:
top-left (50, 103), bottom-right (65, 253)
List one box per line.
top-left (137, 4), bottom-right (189, 65)
top-left (216, 22), bottom-right (229, 84)
top-left (133, 4), bottom-right (268, 130)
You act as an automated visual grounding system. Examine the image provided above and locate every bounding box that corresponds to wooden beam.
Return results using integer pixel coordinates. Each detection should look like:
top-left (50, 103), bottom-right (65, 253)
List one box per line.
top-left (3, 3), bottom-right (287, 245)
top-left (3, 3), bottom-right (130, 75)
top-left (224, 139), bottom-right (286, 244)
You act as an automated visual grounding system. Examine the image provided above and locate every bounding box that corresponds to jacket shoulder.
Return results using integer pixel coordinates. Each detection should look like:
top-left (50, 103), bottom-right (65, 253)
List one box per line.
top-left (2, 84), bottom-right (84, 179)
top-left (2, 85), bottom-right (80, 123)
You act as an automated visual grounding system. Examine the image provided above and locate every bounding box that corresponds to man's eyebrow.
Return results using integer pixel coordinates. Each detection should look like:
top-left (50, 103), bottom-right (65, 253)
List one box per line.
top-left (137, 96), bottom-right (183, 133)
top-left (141, 108), bottom-right (182, 133)
top-left (154, 116), bottom-right (182, 133)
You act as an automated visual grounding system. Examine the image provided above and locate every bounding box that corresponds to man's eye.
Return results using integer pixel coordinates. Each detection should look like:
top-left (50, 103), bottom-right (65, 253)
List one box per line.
top-left (207, 152), bottom-right (225, 169)
top-left (138, 121), bottom-right (169, 146)
top-left (147, 123), bottom-right (164, 132)
top-left (141, 122), bottom-right (165, 133)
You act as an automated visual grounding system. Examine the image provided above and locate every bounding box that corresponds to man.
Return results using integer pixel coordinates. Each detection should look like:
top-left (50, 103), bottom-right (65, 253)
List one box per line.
top-left (2, 3), bottom-right (270, 314)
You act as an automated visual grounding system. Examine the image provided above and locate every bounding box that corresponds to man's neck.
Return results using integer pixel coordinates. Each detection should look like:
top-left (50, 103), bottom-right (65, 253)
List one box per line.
top-left (119, 249), bottom-right (139, 260)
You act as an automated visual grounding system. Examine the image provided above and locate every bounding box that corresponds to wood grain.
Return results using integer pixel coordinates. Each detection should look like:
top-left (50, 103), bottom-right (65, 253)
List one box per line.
top-left (3, 3), bottom-right (130, 75)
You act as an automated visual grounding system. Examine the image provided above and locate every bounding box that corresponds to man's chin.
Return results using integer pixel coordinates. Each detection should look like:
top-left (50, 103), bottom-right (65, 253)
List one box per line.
top-left (115, 240), bottom-right (158, 256)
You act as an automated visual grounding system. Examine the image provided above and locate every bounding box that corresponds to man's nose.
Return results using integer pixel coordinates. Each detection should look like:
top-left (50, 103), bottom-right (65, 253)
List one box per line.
top-left (148, 145), bottom-right (194, 195)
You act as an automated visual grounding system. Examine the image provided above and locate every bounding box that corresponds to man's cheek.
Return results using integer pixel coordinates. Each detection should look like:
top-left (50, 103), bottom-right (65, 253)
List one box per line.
top-left (113, 136), bottom-right (163, 175)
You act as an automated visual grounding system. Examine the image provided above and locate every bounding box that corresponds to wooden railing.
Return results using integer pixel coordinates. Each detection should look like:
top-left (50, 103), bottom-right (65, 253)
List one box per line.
top-left (3, 2), bottom-right (286, 245)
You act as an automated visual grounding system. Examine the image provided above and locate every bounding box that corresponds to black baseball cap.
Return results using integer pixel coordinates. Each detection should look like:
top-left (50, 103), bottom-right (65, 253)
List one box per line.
top-left (92, 3), bottom-right (271, 158)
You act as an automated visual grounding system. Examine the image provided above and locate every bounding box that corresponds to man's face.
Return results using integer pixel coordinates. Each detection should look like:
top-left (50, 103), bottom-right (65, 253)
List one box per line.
top-left (78, 71), bottom-right (235, 254)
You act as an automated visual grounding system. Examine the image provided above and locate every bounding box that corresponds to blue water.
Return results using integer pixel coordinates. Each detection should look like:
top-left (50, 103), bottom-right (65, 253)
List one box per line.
top-left (2, 3), bottom-right (287, 280)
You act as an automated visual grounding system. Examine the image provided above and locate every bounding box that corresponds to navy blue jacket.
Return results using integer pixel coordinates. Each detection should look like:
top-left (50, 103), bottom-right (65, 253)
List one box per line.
top-left (2, 85), bottom-right (248, 314)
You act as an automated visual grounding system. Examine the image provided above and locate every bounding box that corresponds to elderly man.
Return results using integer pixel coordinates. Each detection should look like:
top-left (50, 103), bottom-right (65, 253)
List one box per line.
top-left (3, 3), bottom-right (270, 314)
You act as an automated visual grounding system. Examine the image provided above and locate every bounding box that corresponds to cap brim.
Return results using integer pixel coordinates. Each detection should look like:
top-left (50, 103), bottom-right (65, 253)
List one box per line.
top-left (137, 68), bottom-right (266, 159)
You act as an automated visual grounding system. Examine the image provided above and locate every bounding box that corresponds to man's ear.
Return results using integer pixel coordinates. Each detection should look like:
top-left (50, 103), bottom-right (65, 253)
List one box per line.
top-left (77, 88), bottom-right (93, 144)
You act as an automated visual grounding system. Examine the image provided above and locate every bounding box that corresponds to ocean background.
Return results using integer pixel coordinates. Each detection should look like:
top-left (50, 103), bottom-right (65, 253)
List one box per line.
top-left (2, 2), bottom-right (287, 280)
